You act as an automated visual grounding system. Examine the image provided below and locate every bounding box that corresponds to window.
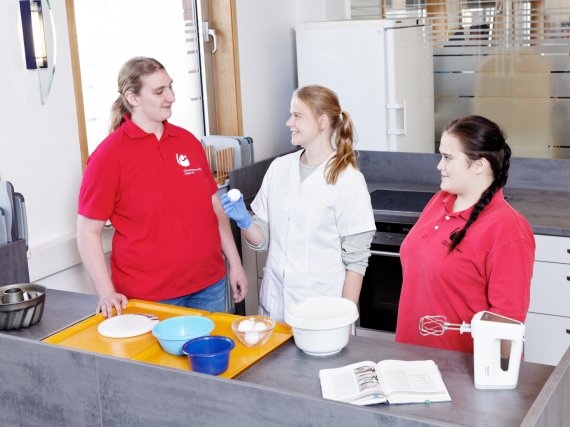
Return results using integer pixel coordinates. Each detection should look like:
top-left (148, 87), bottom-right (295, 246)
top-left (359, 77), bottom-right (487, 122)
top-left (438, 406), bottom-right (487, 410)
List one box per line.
top-left (67, 0), bottom-right (205, 165)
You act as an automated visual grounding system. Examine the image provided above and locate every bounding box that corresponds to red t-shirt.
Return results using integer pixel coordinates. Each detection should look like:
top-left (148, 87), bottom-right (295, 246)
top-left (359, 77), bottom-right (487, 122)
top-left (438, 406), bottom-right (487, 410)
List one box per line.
top-left (78, 116), bottom-right (225, 301)
top-left (395, 189), bottom-right (535, 352)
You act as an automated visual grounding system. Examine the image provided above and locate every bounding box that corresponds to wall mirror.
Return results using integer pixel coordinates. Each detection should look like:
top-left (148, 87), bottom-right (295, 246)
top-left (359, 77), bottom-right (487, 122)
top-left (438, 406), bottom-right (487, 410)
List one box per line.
top-left (30, 0), bottom-right (56, 104)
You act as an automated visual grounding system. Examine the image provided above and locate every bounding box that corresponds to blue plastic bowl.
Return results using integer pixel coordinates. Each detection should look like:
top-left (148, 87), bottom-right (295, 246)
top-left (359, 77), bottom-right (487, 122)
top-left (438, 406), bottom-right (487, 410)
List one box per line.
top-left (152, 316), bottom-right (215, 356)
top-left (182, 335), bottom-right (235, 375)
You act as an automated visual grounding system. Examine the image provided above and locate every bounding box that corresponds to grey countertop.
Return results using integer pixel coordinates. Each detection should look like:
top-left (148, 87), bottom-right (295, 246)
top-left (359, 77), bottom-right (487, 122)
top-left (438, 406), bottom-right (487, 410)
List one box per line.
top-left (1, 288), bottom-right (97, 340)
top-left (366, 181), bottom-right (570, 237)
top-left (1, 289), bottom-right (567, 426)
top-left (238, 334), bottom-right (554, 426)
top-left (503, 187), bottom-right (570, 237)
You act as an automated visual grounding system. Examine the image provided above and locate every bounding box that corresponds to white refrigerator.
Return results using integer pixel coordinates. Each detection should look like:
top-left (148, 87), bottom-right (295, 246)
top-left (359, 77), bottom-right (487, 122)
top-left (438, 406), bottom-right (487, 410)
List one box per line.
top-left (295, 19), bottom-right (434, 153)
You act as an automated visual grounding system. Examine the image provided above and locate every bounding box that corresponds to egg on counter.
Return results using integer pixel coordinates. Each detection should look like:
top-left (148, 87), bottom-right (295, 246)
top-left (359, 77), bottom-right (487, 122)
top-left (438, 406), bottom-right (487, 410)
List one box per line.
top-left (237, 319), bottom-right (255, 332)
top-left (231, 315), bottom-right (276, 348)
top-left (236, 319), bottom-right (268, 345)
top-left (253, 322), bottom-right (266, 331)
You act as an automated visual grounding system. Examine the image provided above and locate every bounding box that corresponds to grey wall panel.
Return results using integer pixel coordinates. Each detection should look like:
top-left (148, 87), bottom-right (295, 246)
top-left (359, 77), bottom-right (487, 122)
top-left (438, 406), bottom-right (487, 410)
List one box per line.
top-left (95, 356), bottom-right (405, 427)
top-left (0, 336), bottom-right (101, 426)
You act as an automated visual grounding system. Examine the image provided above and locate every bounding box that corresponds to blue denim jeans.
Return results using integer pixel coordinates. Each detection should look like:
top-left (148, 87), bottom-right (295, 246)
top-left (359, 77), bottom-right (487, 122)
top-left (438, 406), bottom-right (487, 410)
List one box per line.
top-left (159, 277), bottom-right (227, 312)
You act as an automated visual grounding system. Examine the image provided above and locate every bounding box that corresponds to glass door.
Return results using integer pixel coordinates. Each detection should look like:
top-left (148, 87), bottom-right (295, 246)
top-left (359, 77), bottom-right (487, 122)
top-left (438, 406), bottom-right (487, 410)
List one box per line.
top-left (195, 0), bottom-right (217, 135)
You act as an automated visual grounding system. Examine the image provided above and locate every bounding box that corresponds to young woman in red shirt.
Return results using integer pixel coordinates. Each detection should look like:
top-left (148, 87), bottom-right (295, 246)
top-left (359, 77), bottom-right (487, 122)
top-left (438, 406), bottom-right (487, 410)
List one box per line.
top-left (77, 57), bottom-right (247, 317)
top-left (396, 115), bottom-right (535, 352)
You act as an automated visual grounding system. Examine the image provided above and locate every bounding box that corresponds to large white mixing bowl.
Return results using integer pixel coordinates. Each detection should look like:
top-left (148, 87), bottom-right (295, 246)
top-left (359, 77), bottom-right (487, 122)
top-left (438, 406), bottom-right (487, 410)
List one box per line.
top-left (284, 296), bottom-right (359, 356)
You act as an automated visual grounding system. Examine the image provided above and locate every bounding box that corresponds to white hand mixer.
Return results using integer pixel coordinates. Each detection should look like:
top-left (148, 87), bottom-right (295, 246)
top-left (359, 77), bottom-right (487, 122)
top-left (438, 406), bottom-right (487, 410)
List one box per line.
top-left (419, 311), bottom-right (525, 389)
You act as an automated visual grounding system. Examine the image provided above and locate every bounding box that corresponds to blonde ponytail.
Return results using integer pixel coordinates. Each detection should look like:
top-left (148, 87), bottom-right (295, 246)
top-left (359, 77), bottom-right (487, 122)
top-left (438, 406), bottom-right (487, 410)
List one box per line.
top-left (108, 57), bottom-right (165, 134)
top-left (294, 85), bottom-right (359, 185)
top-left (109, 96), bottom-right (130, 133)
top-left (325, 110), bottom-right (358, 185)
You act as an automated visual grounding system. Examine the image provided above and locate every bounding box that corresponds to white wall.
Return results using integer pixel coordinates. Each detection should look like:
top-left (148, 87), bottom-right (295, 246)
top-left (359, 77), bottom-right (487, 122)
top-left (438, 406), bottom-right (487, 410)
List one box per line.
top-left (235, 0), bottom-right (349, 161)
top-left (0, 0), bottom-right (100, 293)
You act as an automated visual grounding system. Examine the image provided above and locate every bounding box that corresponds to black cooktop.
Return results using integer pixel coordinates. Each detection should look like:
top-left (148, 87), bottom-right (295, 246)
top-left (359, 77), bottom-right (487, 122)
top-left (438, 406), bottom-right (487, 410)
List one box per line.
top-left (370, 189), bottom-right (436, 214)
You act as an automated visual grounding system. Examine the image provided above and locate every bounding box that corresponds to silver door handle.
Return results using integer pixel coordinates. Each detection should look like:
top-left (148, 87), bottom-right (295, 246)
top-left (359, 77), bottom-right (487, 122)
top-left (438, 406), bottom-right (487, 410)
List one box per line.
top-left (370, 249), bottom-right (400, 258)
top-left (386, 101), bottom-right (407, 136)
top-left (208, 29), bottom-right (218, 54)
top-left (203, 22), bottom-right (218, 54)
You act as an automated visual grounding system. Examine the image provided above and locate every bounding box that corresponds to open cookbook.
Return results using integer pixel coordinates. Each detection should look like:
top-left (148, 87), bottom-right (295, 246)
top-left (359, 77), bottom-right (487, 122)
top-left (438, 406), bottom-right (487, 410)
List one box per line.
top-left (318, 359), bottom-right (452, 406)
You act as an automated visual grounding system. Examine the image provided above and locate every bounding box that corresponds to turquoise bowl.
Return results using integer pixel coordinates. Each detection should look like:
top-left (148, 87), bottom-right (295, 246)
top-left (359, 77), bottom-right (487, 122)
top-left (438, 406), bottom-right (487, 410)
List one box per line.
top-left (152, 315), bottom-right (215, 356)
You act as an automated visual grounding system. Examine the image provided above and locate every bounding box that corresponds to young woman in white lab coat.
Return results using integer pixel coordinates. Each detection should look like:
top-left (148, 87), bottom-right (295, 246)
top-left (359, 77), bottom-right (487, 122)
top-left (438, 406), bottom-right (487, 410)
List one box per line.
top-left (222, 85), bottom-right (375, 321)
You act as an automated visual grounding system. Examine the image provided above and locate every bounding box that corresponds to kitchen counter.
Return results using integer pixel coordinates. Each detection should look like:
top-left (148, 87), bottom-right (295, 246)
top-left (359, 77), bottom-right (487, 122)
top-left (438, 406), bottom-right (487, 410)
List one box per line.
top-left (1, 290), bottom-right (569, 426)
top-left (1, 288), bottom-right (97, 340)
top-left (366, 180), bottom-right (570, 237)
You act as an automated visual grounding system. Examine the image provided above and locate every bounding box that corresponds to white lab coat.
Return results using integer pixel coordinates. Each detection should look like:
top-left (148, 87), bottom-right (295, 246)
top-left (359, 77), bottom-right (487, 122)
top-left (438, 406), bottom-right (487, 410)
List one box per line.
top-left (251, 150), bottom-right (375, 322)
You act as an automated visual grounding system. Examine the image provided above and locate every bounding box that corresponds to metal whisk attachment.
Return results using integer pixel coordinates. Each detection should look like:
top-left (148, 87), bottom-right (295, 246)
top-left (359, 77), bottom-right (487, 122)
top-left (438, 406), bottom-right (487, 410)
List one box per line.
top-left (419, 315), bottom-right (472, 336)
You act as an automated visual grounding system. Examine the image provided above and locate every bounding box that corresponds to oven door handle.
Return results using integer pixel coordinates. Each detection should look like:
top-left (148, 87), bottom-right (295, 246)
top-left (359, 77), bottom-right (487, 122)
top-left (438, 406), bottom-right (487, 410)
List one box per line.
top-left (370, 249), bottom-right (400, 258)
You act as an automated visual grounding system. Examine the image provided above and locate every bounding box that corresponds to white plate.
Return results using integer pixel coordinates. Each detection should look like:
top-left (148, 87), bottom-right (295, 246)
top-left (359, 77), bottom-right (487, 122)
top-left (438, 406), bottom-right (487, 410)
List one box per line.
top-left (97, 314), bottom-right (158, 338)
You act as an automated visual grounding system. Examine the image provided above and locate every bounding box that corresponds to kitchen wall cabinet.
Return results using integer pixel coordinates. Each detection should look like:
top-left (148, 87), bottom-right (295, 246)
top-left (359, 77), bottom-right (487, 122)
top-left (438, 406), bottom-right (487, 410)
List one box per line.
top-left (525, 234), bottom-right (570, 366)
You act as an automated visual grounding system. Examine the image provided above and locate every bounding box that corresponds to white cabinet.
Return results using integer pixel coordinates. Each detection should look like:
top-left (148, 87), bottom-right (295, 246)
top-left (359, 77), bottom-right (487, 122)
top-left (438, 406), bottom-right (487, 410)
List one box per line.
top-left (525, 313), bottom-right (570, 366)
top-left (241, 234), bottom-right (267, 316)
top-left (528, 262), bottom-right (570, 317)
top-left (525, 234), bottom-right (570, 365)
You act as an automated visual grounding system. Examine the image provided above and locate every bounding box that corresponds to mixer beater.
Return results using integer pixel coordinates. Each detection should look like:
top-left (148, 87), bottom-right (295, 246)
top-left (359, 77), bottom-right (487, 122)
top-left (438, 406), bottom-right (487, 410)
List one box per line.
top-left (419, 315), bottom-right (472, 336)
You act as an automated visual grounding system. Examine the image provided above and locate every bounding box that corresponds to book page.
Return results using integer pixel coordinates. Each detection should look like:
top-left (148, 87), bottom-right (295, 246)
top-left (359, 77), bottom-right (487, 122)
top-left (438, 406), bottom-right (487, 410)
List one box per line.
top-left (376, 360), bottom-right (451, 404)
top-left (319, 361), bottom-right (387, 404)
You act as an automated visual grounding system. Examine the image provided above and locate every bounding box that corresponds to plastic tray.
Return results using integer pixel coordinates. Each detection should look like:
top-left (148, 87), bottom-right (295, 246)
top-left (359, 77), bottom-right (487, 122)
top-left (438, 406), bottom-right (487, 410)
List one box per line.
top-left (42, 300), bottom-right (292, 378)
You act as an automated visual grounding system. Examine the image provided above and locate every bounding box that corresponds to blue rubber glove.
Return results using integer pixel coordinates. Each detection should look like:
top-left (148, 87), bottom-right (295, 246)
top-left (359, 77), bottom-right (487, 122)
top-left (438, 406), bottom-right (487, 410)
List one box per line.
top-left (220, 193), bottom-right (253, 230)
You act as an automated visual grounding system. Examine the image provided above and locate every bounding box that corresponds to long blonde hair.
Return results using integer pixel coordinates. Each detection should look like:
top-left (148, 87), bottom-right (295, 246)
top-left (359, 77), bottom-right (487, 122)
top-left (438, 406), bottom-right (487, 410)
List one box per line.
top-left (294, 85), bottom-right (358, 184)
top-left (108, 57), bottom-right (165, 133)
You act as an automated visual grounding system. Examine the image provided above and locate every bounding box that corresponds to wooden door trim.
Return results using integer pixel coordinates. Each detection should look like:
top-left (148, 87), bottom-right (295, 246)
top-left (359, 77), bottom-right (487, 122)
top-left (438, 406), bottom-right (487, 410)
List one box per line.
top-left (65, 0), bottom-right (88, 171)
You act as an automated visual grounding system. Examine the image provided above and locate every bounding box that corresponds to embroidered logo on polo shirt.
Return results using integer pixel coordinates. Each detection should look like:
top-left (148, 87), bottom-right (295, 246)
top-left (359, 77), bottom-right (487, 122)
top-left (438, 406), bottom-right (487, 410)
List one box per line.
top-left (176, 152), bottom-right (202, 175)
top-left (176, 153), bottom-right (190, 167)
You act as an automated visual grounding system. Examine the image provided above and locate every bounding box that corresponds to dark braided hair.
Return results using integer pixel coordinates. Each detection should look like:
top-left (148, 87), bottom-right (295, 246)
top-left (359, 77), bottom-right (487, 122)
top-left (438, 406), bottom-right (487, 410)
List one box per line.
top-left (445, 116), bottom-right (511, 252)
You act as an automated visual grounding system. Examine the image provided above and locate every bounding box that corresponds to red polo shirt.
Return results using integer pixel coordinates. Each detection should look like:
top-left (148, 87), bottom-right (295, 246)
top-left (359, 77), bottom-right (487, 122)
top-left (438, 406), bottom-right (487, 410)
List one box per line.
top-left (395, 189), bottom-right (535, 352)
top-left (78, 116), bottom-right (225, 301)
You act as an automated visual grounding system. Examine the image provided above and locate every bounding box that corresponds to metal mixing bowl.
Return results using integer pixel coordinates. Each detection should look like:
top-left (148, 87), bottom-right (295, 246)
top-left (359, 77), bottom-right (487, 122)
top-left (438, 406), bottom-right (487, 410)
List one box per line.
top-left (0, 283), bottom-right (47, 331)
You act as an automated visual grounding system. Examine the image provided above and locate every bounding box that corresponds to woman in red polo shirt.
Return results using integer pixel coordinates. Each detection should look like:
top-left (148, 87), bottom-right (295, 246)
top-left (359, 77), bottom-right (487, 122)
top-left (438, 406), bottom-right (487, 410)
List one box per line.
top-left (77, 57), bottom-right (247, 317)
top-left (395, 115), bottom-right (535, 352)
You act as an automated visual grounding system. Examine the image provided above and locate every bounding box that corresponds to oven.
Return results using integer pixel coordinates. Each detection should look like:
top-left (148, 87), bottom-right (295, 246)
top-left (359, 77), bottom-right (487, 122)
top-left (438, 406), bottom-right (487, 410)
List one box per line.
top-left (357, 189), bottom-right (436, 335)
top-left (358, 221), bottom-right (413, 333)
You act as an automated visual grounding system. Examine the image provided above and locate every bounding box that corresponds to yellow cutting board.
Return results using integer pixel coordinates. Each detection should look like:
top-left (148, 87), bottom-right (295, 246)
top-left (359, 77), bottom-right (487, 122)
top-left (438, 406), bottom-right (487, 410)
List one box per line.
top-left (42, 299), bottom-right (292, 378)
